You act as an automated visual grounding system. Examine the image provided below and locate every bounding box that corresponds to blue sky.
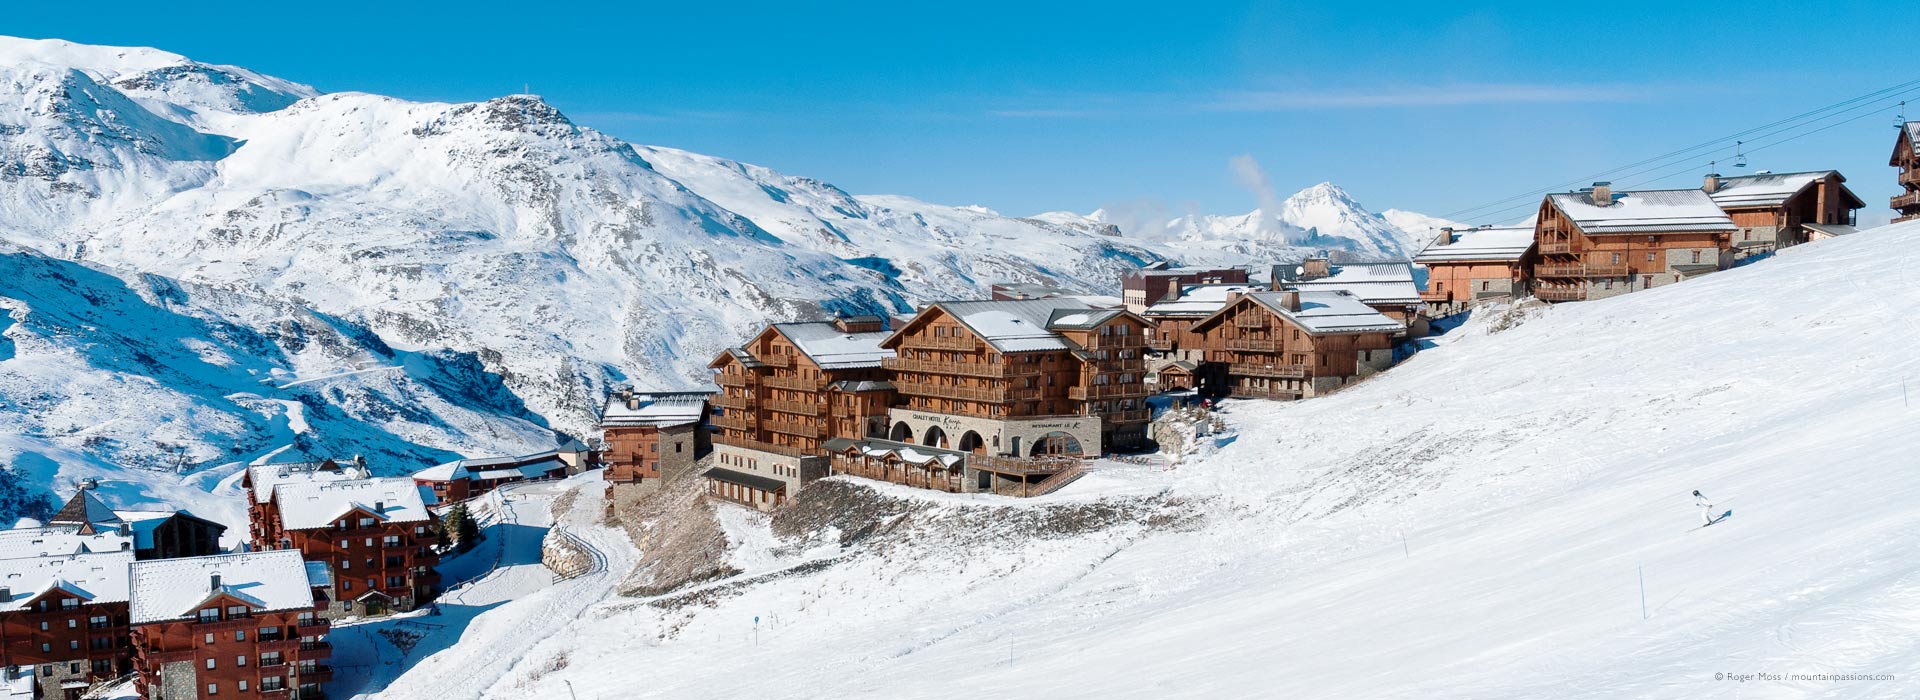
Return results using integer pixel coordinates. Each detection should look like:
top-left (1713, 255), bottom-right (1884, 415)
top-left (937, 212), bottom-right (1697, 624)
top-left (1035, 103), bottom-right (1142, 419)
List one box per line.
top-left (11, 1), bottom-right (1917, 224)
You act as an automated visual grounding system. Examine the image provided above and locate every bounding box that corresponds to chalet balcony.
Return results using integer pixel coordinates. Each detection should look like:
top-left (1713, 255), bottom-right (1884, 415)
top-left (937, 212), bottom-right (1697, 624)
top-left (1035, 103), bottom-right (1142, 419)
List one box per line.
top-left (1068, 384), bottom-right (1151, 401)
top-left (881, 357), bottom-right (1036, 378)
top-left (1901, 168), bottom-right (1920, 186)
top-left (1538, 240), bottom-right (1574, 255)
top-left (759, 353), bottom-right (793, 368)
top-left (1233, 387), bottom-right (1302, 401)
top-left (1105, 409), bottom-right (1152, 424)
top-left (711, 414), bottom-right (756, 430)
top-left (1223, 337), bottom-right (1279, 352)
top-left (895, 381), bottom-right (1011, 403)
top-left (900, 335), bottom-right (980, 351)
top-left (1146, 337), bottom-right (1175, 351)
top-left (716, 373), bottom-right (755, 387)
top-left (970, 454), bottom-right (1080, 475)
top-left (297, 665), bottom-right (334, 683)
top-left (710, 393), bottom-right (753, 409)
top-left (764, 399), bottom-right (821, 416)
top-left (1892, 190), bottom-right (1920, 209)
top-left (1083, 334), bottom-right (1145, 350)
top-left (763, 419), bottom-right (825, 438)
top-left (1418, 289), bottom-right (1451, 303)
top-left (298, 641), bottom-right (332, 654)
top-left (716, 435), bottom-right (815, 458)
top-left (1534, 263), bottom-right (1628, 278)
top-left (1229, 362), bottom-right (1309, 379)
top-left (1233, 316), bottom-right (1269, 329)
top-left (1534, 287), bottom-right (1587, 302)
top-left (763, 375), bottom-right (826, 392)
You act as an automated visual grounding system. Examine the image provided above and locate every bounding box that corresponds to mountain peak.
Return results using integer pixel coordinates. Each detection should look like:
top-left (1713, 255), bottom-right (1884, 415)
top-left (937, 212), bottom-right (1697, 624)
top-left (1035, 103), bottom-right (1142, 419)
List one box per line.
top-left (1286, 181), bottom-right (1359, 207)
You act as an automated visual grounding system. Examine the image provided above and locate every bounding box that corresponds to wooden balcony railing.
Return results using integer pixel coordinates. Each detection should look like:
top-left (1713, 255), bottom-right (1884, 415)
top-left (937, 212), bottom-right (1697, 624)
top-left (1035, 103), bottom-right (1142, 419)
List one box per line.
top-left (716, 373), bottom-right (755, 387)
top-left (763, 419), bottom-right (826, 438)
top-left (1535, 263), bottom-right (1629, 278)
top-left (1229, 362), bottom-right (1310, 379)
top-left (711, 414), bottom-right (756, 431)
top-left (1534, 287), bottom-right (1587, 302)
top-left (716, 435), bottom-right (816, 458)
top-left (1419, 289), bottom-right (1451, 303)
top-left (1105, 409), bottom-right (1152, 424)
top-left (1901, 168), bottom-right (1920, 186)
top-left (758, 353), bottom-right (793, 368)
top-left (1538, 240), bottom-right (1574, 255)
top-left (971, 454), bottom-right (1081, 475)
top-left (1083, 334), bottom-right (1145, 349)
top-left (1892, 190), bottom-right (1920, 209)
top-left (711, 393), bottom-right (753, 408)
top-left (894, 381), bottom-right (1010, 403)
top-left (1146, 337), bottom-right (1175, 351)
top-left (1233, 316), bottom-right (1269, 329)
top-left (882, 357), bottom-right (1037, 378)
top-left (764, 399), bottom-right (821, 416)
top-left (1068, 383), bottom-right (1151, 401)
top-left (1234, 386), bottom-right (1302, 401)
top-left (763, 375), bottom-right (826, 392)
top-left (1223, 337), bottom-right (1279, 352)
top-left (899, 335), bottom-right (980, 351)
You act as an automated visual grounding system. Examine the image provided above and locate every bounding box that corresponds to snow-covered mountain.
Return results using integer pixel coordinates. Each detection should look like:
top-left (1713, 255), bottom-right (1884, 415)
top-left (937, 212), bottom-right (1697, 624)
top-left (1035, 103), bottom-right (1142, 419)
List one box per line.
top-left (1061, 182), bottom-right (1444, 263)
top-left (0, 37), bottom-right (1172, 484)
top-left (372, 221), bottom-right (1920, 699)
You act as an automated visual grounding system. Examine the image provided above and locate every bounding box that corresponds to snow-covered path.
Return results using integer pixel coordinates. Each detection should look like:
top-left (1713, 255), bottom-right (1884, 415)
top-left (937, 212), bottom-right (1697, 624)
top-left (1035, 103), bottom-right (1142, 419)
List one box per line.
top-left (332, 472), bottom-right (637, 700)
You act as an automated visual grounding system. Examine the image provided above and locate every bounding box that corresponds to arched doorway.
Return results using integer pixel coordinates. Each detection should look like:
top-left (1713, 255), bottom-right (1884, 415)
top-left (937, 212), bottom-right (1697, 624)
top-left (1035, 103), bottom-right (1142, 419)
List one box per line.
top-left (889, 422), bottom-right (915, 443)
top-left (957, 430), bottom-right (985, 454)
top-left (1028, 431), bottom-right (1084, 457)
top-left (922, 425), bottom-right (949, 449)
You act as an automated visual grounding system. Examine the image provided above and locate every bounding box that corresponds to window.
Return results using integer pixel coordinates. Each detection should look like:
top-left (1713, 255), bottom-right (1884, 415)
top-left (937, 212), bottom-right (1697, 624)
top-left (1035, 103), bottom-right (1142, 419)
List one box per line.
top-left (260, 677), bottom-right (285, 692)
top-left (60, 598), bottom-right (78, 610)
top-left (1646, 251), bottom-right (1656, 262)
top-left (38, 644), bottom-right (48, 653)
top-left (236, 655), bottom-right (247, 667)
top-left (359, 518), bottom-right (376, 528)
top-left (383, 536), bottom-right (400, 547)
top-left (342, 560), bottom-right (350, 570)
top-left (239, 681), bottom-right (249, 692)
top-left (37, 622), bottom-right (46, 631)
top-left (206, 658), bottom-right (216, 670)
top-left (338, 540), bottom-right (349, 549)
top-left (207, 683), bottom-right (217, 696)
top-left (89, 615), bottom-right (108, 629)
top-left (342, 581), bottom-right (352, 592)
top-left (205, 633), bottom-right (215, 644)
top-left (364, 538), bottom-right (374, 547)
top-left (261, 652), bottom-right (283, 667)
top-left (90, 637), bottom-right (111, 650)
top-left (235, 630), bottom-right (246, 642)
top-left (1691, 250), bottom-right (1702, 264)
top-left (66, 618), bottom-right (76, 629)
top-left (226, 605), bottom-right (249, 618)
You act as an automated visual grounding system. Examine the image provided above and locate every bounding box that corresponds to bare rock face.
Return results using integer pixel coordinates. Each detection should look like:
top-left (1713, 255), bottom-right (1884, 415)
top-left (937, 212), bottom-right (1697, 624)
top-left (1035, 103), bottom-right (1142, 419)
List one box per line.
top-left (608, 466), bottom-right (739, 598)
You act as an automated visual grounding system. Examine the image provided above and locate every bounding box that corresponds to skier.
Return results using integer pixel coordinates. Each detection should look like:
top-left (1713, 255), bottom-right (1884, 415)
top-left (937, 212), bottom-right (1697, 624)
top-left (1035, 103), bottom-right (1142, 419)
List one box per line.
top-left (1693, 490), bottom-right (1714, 526)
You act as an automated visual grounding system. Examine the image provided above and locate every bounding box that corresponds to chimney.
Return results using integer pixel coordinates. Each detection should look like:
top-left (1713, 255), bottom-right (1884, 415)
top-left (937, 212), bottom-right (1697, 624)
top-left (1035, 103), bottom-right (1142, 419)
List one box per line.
top-left (1435, 227), bottom-right (1455, 246)
top-left (1591, 181), bottom-right (1612, 206)
top-left (117, 522), bottom-right (130, 536)
top-left (0, 587), bottom-right (11, 601)
top-left (1282, 291), bottom-right (1302, 312)
top-left (210, 574), bottom-right (222, 591)
top-left (1702, 173), bottom-right (1720, 194)
top-left (1302, 256), bottom-right (1330, 279)
top-left (374, 501), bottom-right (385, 514)
top-left (1164, 279), bottom-right (1181, 302)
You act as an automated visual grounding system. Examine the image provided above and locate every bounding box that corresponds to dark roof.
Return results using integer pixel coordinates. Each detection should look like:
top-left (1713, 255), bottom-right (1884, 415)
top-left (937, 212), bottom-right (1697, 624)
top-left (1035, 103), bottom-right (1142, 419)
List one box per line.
top-left (702, 467), bottom-right (787, 492)
top-left (50, 490), bottom-right (117, 526)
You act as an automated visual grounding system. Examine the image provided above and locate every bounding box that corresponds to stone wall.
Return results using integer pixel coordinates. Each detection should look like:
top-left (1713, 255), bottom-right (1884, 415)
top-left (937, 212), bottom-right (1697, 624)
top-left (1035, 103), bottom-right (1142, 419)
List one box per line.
top-left (887, 409), bottom-right (1103, 457)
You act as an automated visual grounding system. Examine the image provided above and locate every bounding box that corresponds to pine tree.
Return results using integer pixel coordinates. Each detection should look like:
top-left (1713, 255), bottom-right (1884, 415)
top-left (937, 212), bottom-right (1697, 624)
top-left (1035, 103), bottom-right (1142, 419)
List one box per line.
top-left (444, 504), bottom-right (482, 553)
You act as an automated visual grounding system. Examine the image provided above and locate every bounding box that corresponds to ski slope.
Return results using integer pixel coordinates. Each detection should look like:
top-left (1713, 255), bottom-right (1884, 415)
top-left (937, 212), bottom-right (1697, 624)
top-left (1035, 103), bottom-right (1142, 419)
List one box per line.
top-left (434, 222), bottom-right (1919, 699)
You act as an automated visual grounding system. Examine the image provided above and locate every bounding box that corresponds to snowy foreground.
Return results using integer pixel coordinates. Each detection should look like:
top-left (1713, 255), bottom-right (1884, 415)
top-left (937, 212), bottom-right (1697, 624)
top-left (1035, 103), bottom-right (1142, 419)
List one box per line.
top-left (355, 224), bottom-right (1920, 699)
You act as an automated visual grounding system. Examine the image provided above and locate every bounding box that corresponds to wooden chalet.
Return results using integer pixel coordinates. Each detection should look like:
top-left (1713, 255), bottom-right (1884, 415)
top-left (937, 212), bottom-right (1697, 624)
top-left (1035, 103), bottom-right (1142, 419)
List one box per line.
top-left (880, 298), bottom-right (1152, 459)
top-left (129, 551), bottom-right (332, 700)
top-left (1411, 225), bottom-right (1538, 314)
top-left (1271, 257), bottom-right (1425, 335)
top-left (1140, 283), bottom-right (1265, 361)
top-left (1121, 265), bottom-right (1249, 313)
top-left (0, 550), bottom-right (135, 698)
top-left (412, 441), bottom-right (587, 503)
top-left (241, 459), bottom-right (371, 548)
top-left (1531, 184), bottom-right (1738, 302)
top-left (598, 389), bottom-right (710, 484)
top-left (1703, 170), bottom-right (1862, 254)
top-left (1188, 290), bottom-right (1400, 400)
top-left (706, 316), bottom-right (898, 506)
top-left (1151, 360), bottom-right (1199, 391)
top-left (1895, 122), bottom-right (1920, 224)
top-left (257, 478), bottom-right (439, 618)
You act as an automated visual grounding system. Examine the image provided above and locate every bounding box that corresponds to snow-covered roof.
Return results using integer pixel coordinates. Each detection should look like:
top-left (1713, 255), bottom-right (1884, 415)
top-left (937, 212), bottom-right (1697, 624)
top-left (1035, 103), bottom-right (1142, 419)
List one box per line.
top-left (1804, 223), bottom-right (1858, 237)
top-left (272, 478), bottom-right (430, 531)
top-left (702, 467), bottom-right (787, 492)
top-left (1548, 190), bottom-right (1737, 235)
top-left (49, 490), bottom-right (119, 526)
top-left (1903, 122), bottom-right (1920, 158)
top-left (0, 523), bottom-right (134, 560)
top-left (1282, 263), bottom-right (1422, 306)
top-left (772, 322), bottom-right (894, 370)
top-left (1412, 226), bottom-right (1536, 263)
top-left (1045, 308), bottom-right (1127, 330)
top-left (599, 390), bottom-right (711, 428)
top-left (128, 551), bottom-right (315, 625)
top-left (0, 550), bottom-right (133, 612)
top-left (471, 461), bottom-right (560, 481)
top-left (1238, 291), bottom-right (1404, 335)
top-left (1142, 284), bottom-right (1265, 319)
top-left (830, 379), bottom-right (896, 392)
top-left (247, 459), bottom-right (370, 504)
top-left (1708, 171), bottom-right (1843, 210)
top-left (822, 438), bottom-right (966, 468)
top-left (412, 461), bottom-right (471, 482)
top-left (911, 298), bottom-right (1101, 353)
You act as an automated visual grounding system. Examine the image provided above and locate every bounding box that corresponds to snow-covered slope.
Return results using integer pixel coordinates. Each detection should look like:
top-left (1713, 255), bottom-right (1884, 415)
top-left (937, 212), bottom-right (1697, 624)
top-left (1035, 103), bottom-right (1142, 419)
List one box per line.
top-left (420, 222), bottom-right (1919, 699)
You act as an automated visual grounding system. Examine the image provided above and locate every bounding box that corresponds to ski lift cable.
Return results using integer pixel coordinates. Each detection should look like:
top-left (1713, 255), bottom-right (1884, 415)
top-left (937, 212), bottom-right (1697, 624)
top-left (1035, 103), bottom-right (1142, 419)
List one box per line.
top-left (1443, 88), bottom-right (1920, 224)
top-left (1435, 77), bottom-right (1920, 221)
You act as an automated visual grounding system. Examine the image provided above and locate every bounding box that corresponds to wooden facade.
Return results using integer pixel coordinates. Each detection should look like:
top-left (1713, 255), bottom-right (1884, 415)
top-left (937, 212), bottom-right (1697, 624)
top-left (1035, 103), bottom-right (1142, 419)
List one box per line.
top-left (1705, 171), bottom-right (1863, 254)
top-left (273, 513), bottom-right (438, 617)
top-left (709, 318), bottom-right (897, 460)
top-left (1188, 291), bottom-right (1398, 400)
top-left (1121, 266), bottom-right (1249, 313)
top-left (0, 560), bottom-right (133, 699)
top-left (129, 553), bottom-right (332, 700)
top-left (604, 423), bottom-right (697, 483)
top-left (1893, 123), bottom-right (1920, 224)
top-left (1411, 226), bottom-right (1538, 314)
top-left (1531, 186), bottom-right (1737, 303)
